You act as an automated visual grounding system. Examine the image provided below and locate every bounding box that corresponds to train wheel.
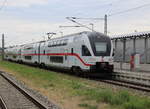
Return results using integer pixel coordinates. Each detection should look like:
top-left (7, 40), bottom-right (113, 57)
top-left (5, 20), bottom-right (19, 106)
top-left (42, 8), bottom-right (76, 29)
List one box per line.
top-left (71, 66), bottom-right (82, 76)
top-left (40, 63), bottom-right (45, 69)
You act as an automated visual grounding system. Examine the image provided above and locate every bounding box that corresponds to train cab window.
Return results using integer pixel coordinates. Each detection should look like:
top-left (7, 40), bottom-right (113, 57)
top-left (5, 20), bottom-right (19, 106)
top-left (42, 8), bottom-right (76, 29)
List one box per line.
top-left (82, 45), bottom-right (91, 56)
top-left (95, 42), bottom-right (107, 53)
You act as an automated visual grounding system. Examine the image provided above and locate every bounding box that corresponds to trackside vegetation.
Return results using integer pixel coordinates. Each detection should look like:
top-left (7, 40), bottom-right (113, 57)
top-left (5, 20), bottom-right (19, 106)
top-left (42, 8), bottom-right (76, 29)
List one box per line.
top-left (0, 60), bottom-right (150, 109)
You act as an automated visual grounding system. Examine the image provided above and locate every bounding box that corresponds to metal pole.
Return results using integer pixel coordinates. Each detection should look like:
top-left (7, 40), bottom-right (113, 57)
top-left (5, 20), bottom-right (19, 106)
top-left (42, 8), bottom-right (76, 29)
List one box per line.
top-left (144, 36), bottom-right (148, 64)
top-left (123, 39), bottom-right (126, 62)
top-left (133, 38), bottom-right (136, 54)
top-left (2, 34), bottom-right (4, 60)
top-left (104, 14), bottom-right (107, 35)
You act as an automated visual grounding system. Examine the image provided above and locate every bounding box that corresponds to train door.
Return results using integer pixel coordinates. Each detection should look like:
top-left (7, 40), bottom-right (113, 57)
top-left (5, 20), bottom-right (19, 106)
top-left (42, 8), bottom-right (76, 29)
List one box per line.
top-left (33, 43), bottom-right (39, 64)
top-left (40, 42), bottom-right (46, 65)
top-left (38, 42), bottom-right (42, 64)
top-left (70, 44), bottom-right (79, 67)
top-left (71, 47), bottom-right (77, 66)
top-left (73, 43), bottom-right (80, 66)
top-left (64, 49), bottom-right (69, 68)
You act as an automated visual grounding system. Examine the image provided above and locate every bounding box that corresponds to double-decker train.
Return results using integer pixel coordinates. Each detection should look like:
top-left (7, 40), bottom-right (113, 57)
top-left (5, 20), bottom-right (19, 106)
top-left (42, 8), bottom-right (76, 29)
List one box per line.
top-left (4, 31), bottom-right (114, 74)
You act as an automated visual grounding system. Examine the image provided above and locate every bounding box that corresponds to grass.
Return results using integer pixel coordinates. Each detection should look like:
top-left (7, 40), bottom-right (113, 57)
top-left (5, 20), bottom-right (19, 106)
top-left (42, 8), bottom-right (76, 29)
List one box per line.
top-left (78, 103), bottom-right (98, 109)
top-left (0, 60), bottom-right (150, 109)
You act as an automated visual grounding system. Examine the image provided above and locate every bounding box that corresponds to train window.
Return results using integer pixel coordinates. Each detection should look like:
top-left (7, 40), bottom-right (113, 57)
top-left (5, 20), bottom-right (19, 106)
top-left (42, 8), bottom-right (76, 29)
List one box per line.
top-left (53, 41), bottom-right (56, 46)
top-left (24, 45), bottom-right (33, 50)
top-left (60, 40), bottom-right (64, 45)
top-left (51, 41), bottom-right (54, 47)
top-left (24, 56), bottom-right (32, 60)
top-left (48, 39), bottom-right (68, 47)
top-left (56, 40), bottom-right (60, 45)
top-left (95, 42), bottom-right (107, 53)
top-left (50, 56), bottom-right (63, 63)
top-left (48, 42), bottom-right (52, 47)
top-left (82, 45), bottom-right (91, 56)
top-left (63, 39), bottom-right (68, 45)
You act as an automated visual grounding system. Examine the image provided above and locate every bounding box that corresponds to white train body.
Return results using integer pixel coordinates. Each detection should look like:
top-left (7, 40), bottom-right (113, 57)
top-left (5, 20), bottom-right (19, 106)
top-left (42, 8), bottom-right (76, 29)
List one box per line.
top-left (5, 31), bottom-right (114, 73)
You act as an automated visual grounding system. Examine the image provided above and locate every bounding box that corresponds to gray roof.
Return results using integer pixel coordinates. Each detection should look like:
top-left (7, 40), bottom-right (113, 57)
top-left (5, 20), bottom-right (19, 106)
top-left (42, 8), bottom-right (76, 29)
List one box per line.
top-left (111, 31), bottom-right (150, 39)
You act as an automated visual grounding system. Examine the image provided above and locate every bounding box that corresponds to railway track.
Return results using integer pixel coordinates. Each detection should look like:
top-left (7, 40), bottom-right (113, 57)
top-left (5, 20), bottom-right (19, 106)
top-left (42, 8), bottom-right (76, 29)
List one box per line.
top-left (100, 79), bottom-right (150, 92)
top-left (99, 71), bottom-right (150, 92)
top-left (0, 71), bottom-right (59, 109)
top-left (112, 71), bottom-right (150, 87)
top-left (0, 96), bottom-right (7, 109)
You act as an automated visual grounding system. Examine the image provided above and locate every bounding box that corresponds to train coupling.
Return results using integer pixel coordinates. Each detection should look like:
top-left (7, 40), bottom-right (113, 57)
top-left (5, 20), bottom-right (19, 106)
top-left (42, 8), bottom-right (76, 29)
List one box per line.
top-left (90, 62), bottom-right (114, 72)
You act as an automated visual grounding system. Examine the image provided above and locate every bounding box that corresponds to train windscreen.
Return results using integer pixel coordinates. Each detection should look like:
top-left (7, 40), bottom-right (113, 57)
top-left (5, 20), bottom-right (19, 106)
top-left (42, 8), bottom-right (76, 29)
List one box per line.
top-left (95, 42), bottom-right (107, 53)
top-left (88, 32), bottom-right (111, 56)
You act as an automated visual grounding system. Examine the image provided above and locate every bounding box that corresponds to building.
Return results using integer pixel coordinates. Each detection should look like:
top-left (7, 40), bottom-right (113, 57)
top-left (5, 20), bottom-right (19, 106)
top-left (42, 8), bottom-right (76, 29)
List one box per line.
top-left (111, 31), bottom-right (150, 64)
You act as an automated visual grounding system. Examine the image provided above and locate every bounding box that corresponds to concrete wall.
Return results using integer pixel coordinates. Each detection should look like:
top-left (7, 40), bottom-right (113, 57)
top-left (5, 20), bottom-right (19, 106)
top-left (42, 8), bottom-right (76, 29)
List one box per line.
top-left (125, 39), bottom-right (133, 62)
top-left (114, 40), bottom-right (123, 62)
top-left (135, 38), bottom-right (145, 63)
top-left (112, 35), bottom-right (150, 64)
top-left (148, 38), bottom-right (150, 63)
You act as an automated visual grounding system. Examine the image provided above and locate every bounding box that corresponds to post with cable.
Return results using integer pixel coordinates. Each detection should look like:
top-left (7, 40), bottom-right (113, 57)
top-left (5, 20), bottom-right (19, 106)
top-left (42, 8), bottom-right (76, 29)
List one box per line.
top-left (104, 14), bottom-right (107, 35)
top-left (2, 34), bottom-right (5, 60)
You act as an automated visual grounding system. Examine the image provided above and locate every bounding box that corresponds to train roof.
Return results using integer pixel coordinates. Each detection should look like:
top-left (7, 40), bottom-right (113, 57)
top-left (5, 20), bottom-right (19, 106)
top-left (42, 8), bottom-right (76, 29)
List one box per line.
top-left (47, 31), bottom-right (109, 41)
top-left (48, 31), bottom-right (91, 40)
top-left (111, 31), bottom-right (150, 40)
top-left (6, 31), bottom-right (108, 49)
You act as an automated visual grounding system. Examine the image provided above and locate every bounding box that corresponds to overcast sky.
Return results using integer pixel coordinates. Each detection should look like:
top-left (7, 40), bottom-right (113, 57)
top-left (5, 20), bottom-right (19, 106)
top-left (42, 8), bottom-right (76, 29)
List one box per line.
top-left (0, 0), bottom-right (150, 46)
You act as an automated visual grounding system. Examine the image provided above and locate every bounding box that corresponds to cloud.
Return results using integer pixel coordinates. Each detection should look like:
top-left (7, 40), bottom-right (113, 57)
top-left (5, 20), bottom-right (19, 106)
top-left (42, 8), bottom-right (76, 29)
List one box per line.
top-left (0, 18), bottom-right (91, 46)
top-left (3, 0), bottom-right (48, 7)
top-left (0, 0), bottom-right (150, 46)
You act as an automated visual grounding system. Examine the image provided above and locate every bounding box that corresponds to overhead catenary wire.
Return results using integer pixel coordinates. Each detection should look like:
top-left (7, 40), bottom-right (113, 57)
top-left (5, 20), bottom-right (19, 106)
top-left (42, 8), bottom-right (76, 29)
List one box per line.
top-left (108, 3), bottom-right (150, 17)
top-left (70, 17), bottom-right (104, 20)
top-left (66, 17), bottom-right (95, 32)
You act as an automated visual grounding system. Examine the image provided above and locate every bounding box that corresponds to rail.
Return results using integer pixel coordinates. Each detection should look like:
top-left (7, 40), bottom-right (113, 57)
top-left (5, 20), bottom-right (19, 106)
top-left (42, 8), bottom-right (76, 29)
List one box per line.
top-left (97, 71), bottom-right (150, 92)
top-left (0, 96), bottom-right (7, 109)
top-left (112, 71), bottom-right (150, 87)
top-left (0, 71), bottom-right (50, 109)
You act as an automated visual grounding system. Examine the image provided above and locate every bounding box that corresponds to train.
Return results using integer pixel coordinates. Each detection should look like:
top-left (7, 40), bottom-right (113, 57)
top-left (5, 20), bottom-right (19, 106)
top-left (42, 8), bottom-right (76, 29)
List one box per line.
top-left (4, 31), bottom-right (114, 74)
